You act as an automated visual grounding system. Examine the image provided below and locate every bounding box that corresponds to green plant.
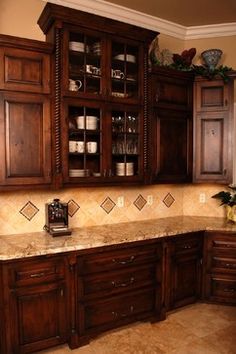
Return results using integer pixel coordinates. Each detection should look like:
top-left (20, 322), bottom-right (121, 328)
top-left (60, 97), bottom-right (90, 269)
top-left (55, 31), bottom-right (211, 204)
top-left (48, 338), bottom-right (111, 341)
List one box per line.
top-left (212, 185), bottom-right (236, 206)
top-left (191, 64), bottom-right (232, 82)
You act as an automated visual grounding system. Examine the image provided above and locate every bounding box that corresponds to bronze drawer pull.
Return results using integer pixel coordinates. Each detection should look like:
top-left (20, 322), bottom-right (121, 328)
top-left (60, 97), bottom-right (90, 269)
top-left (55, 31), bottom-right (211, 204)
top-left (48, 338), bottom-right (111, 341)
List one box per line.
top-left (112, 256), bottom-right (135, 265)
top-left (183, 245), bottom-right (192, 249)
top-left (224, 263), bottom-right (236, 268)
top-left (112, 305), bottom-right (134, 318)
top-left (30, 272), bottom-right (45, 278)
top-left (223, 288), bottom-right (236, 293)
top-left (111, 277), bottom-right (135, 288)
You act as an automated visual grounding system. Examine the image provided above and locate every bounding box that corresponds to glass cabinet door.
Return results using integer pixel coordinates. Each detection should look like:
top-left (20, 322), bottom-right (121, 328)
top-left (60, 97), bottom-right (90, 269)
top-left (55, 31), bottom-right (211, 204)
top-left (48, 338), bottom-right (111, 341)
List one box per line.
top-left (66, 103), bottom-right (102, 180)
top-left (111, 108), bottom-right (141, 178)
top-left (68, 31), bottom-right (103, 96)
top-left (111, 41), bottom-right (139, 99)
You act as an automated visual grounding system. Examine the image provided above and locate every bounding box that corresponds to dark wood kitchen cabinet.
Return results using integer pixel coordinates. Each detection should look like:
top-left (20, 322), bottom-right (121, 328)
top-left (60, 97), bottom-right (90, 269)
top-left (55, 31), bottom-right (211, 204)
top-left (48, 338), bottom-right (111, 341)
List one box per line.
top-left (204, 231), bottom-right (236, 304)
top-left (69, 242), bottom-right (163, 348)
top-left (0, 256), bottom-right (67, 354)
top-left (193, 74), bottom-right (236, 183)
top-left (0, 35), bottom-right (52, 189)
top-left (149, 66), bottom-right (194, 183)
top-left (165, 232), bottom-right (203, 310)
top-left (38, 3), bottom-right (157, 187)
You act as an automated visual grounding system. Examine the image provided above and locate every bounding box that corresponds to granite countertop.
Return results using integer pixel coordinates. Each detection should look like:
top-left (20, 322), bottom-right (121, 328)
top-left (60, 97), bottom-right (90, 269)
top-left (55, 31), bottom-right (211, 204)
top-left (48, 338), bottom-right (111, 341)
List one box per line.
top-left (1, 216), bottom-right (236, 261)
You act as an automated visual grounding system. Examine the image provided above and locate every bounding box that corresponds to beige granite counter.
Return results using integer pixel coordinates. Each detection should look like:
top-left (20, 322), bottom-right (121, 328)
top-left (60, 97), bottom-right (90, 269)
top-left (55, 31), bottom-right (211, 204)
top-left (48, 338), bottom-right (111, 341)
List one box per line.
top-left (1, 216), bottom-right (236, 261)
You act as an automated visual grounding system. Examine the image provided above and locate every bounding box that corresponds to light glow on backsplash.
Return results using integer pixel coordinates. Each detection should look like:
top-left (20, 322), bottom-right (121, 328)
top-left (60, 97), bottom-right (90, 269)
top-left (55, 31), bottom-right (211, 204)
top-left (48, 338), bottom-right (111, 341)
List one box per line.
top-left (0, 184), bottom-right (226, 235)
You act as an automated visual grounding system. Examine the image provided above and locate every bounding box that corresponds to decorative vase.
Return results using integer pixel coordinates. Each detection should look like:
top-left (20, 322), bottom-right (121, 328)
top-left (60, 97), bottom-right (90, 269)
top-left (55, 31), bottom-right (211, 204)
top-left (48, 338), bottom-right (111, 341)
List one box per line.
top-left (201, 49), bottom-right (222, 72)
top-left (226, 205), bottom-right (236, 223)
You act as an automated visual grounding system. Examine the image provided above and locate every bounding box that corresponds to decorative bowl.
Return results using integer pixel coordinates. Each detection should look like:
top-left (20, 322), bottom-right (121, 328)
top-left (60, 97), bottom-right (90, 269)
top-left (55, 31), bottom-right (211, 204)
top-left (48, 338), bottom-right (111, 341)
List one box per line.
top-left (201, 49), bottom-right (222, 71)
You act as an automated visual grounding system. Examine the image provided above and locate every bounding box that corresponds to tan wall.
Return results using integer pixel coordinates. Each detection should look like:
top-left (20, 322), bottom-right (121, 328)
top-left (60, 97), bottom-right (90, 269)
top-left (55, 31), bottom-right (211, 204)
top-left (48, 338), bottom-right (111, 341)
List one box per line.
top-left (0, 0), bottom-right (231, 235)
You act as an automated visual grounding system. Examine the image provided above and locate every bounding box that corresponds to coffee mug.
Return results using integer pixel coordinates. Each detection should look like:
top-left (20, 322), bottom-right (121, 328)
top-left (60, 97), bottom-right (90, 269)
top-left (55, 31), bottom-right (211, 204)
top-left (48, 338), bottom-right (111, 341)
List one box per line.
top-left (111, 69), bottom-right (124, 79)
top-left (77, 141), bottom-right (85, 153)
top-left (69, 140), bottom-right (78, 153)
top-left (86, 141), bottom-right (97, 153)
top-left (69, 79), bottom-right (82, 91)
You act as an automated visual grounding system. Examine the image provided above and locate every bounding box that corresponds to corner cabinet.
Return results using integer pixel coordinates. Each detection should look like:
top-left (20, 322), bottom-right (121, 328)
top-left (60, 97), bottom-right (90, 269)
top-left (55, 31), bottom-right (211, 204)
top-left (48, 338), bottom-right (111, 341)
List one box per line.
top-left (193, 74), bottom-right (236, 183)
top-left (38, 3), bottom-right (157, 187)
top-left (0, 35), bottom-right (52, 189)
top-left (149, 66), bottom-right (194, 183)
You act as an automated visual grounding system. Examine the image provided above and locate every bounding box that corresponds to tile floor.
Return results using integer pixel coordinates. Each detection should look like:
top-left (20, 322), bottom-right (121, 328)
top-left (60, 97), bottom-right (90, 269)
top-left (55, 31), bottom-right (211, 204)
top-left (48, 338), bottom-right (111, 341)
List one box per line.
top-left (38, 303), bottom-right (236, 354)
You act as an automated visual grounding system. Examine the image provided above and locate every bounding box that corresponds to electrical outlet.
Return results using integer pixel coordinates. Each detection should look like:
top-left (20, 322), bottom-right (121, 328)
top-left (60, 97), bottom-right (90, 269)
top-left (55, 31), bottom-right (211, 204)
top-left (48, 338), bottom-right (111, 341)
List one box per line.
top-left (117, 196), bottom-right (124, 207)
top-left (147, 195), bottom-right (153, 205)
top-left (199, 193), bottom-right (206, 203)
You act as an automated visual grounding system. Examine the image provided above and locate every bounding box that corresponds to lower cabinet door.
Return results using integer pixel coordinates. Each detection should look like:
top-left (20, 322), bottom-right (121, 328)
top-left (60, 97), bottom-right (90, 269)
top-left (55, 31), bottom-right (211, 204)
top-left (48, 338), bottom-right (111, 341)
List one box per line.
top-left (79, 287), bottom-right (156, 335)
top-left (170, 253), bottom-right (202, 309)
top-left (11, 282), bottom-right (67, 353)
top-left (205, 274), bottom-right (236, 304)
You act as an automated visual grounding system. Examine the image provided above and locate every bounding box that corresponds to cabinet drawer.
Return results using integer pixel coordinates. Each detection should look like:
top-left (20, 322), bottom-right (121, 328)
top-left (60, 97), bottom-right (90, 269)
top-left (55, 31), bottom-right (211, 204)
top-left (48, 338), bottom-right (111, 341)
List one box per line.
top-left (207, 233), bottom-right (236, 252)
top-left (207, 275), bottom-right (236, 303)
top-left (78, 245), bottom-right (160, 275)
top-left (8, 257), bottom-right (65, 288)
top-left (174, 235), bottom-right (202, 254)
top-left (83, 287), bottom-right (156, 330)
top-left (79, 264), bottom-right (156, 298)
top-left (211, 256), bottom-right (236, 274)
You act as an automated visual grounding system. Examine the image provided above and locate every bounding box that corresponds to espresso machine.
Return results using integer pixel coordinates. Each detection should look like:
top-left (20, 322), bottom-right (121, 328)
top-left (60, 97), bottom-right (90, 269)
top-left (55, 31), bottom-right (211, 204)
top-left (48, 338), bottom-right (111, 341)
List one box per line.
top-left (44, 198), bottom-right (72, 236)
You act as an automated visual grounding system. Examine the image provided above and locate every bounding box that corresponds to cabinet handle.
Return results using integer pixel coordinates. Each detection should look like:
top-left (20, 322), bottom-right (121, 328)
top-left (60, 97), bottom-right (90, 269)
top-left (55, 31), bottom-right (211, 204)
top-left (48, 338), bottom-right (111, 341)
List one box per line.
top-left (60, 288), bottom-right (64, 297)
top-left (183, 245), bottom-right (192, 249)
top-left (225, 99), bottom-right (228, 106)
top-left (103, 169), bottom-right (107, 177)
top-left (112, 305), bottom-right (134, 318)
top-left (223, 169), bottom-right (227, 176)
top-left (224, 263), bottom-right (236, 268)
top-left (223, 287), bottom-right (236, 293)
top-left (111, 277), bottom-right (135, 288)
top-left (30, 272), bottom-right (45, 278)
top-left (155, 93), bottom-right (159, 103)
top-left (112, 256), bottom-right (135, 265)
top-left (108, 169), bottom-right (112, 177)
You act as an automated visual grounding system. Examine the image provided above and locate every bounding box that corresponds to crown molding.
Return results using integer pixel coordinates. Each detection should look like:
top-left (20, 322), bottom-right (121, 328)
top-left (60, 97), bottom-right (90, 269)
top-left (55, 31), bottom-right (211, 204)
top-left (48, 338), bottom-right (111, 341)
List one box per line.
top-left (44, 0), bottom-right (236, 40)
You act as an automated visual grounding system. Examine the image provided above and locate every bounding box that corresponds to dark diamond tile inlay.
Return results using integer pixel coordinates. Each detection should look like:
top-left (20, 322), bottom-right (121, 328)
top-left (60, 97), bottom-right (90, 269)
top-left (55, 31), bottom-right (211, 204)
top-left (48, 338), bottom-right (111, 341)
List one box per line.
top-left (100, 197), bottom-right (116, 214)
top-left (163, 193), bottom-right (175, 208)
top-left (20, 201), bottom-right (39, 221)
top-left (68, 199), bottom-right (80, 217)
top-left (133, 194), bottom-right (147, 211)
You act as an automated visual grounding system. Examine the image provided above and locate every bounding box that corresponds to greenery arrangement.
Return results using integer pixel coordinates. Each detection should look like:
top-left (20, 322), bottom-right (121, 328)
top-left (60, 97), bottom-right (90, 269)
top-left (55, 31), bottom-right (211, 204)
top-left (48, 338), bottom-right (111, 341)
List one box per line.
top-left (212, 185), bottom-right (236, 206)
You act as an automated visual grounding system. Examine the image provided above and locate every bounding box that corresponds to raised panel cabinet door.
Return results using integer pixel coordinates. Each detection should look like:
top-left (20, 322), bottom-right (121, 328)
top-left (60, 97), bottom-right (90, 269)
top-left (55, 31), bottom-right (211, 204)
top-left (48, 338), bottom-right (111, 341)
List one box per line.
top-left (0, 92), bottom-right (51, 186)
top-left (0, 47), bottom-right (50, 93)
top-left (152, 109), bottom-right (192, 183)
top-left (195, 79), bottom-right (230, 112)
top-left (193, 111), bottom-right (231, 183)
top-left (170, 253), bottom-right (202, 309)
top-left (11, 283), bottom-right (66, 353)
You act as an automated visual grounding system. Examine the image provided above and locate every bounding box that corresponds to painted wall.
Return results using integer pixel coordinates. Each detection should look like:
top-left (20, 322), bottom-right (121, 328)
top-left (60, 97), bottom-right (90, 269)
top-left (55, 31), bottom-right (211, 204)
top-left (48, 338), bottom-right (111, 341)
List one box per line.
top-left (0, 0), bottom-right (232, 235)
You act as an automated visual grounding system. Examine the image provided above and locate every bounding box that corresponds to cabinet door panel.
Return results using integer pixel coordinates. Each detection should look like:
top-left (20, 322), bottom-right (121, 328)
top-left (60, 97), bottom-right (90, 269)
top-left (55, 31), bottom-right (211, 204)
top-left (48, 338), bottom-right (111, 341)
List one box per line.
top-left (194, 111), bottom-right (231, 182)
top-left (0, 47), bottom-right (50, 93)
top-left (0, 92), bottom-right (51, 186)
top-left (205, 274), bottom-right (236, 304)
top-left (195, 80), bottom-right (229, 112)
top-left (153, 109), bottom-right (192, 182)
top-left (12, 283), bottom-right (66, 353)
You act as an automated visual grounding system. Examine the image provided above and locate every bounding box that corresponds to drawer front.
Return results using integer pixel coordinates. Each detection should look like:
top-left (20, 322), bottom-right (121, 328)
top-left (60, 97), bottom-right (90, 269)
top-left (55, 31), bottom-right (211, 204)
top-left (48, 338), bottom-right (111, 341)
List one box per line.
top-left (83, 288), bottom-right (156, 330)
top-left (8, 257), bottom-right (65, 288)
top-left (80, 264), bottom-right (156, 298)
top-left (174, 235), bottom-right (202, 254)
top-left (208, 233), bottom-right (236, 253)
top-left (206, 275), bottom-right (236, 303)
top-left (78, 245), bottom-right (160, 275)
top-left (211, 255), bottom-right (236, 274)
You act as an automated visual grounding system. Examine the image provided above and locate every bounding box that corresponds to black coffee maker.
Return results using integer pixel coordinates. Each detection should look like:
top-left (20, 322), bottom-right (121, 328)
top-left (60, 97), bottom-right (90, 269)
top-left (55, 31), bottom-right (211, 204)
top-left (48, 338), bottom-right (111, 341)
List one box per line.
top-left (44, 198), bottom-right (72, 236)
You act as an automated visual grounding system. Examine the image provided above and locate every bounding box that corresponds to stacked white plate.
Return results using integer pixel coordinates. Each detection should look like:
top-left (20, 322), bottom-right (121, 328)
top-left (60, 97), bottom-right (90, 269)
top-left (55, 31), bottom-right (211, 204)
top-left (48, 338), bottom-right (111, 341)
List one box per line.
top-left (76, 116), bottom-right (98, 130)
top-left (116, 162), bottom-right (134, 176)
top-left (69, 169), bottom-right (90, 177)
top-left (69, 41), bottom-right (84, 52)
top-left (114, 54), bottom-right (136, 63)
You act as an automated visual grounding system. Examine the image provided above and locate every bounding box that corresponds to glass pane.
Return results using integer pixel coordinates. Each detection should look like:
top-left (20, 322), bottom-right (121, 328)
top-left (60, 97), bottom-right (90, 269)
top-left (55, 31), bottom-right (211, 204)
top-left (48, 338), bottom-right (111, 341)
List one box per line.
top-left (68, 105), bottom-right (102, 177)
top-left (111, 42), bottom-right (139, 99)
top-left (111, 110), bottom-right (140, 177)
top-left (68, 32), bottom-right (102, 95)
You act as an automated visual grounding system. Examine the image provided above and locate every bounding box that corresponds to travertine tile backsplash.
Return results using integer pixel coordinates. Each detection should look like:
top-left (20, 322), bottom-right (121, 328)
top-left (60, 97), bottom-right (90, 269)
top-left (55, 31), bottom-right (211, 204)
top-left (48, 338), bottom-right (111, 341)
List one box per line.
top-left (0, 184), bottom-right (226, 235)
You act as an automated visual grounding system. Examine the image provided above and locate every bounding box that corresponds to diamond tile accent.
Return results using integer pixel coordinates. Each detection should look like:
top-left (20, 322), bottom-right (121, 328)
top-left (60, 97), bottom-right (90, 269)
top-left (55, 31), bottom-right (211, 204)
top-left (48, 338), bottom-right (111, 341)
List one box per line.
top-left (68, 199), bottom-right (80, 217)
top-left (100, 197), bottom-right (116, 214)
top-left (19, 201), bottom-right (39, 221)
top-left (163, 193), bottom-right (175, 208)
top-left (133, 194), bottom-right (147, 211)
